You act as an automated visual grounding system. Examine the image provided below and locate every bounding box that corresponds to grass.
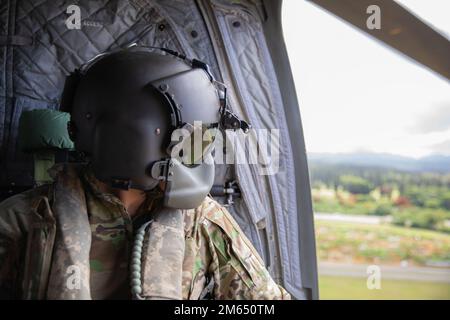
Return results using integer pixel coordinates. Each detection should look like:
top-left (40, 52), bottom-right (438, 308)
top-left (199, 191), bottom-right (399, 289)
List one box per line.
top-left (315, 214), bottom-right (450, 299)
top-left (319, 275), bottom-right (450, 300)
top-left (313, 199), bottom-right (377, 215)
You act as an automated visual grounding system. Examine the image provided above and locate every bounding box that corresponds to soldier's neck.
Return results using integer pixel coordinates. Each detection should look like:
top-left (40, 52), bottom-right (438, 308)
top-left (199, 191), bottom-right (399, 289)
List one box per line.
top-left (112, 189), bottom-right (146, 217)
top-left (96, 180), bottom-right (146, 217)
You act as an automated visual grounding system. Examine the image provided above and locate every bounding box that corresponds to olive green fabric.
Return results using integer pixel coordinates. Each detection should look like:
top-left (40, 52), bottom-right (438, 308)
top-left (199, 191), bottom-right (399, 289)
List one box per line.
top-left (33, 152), bottom-right (55, 186)
top-left (18, 109), bottom-right (73, 152)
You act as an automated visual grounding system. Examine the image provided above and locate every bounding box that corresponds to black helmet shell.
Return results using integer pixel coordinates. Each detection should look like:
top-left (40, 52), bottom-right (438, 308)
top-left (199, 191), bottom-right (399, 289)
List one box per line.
top-left (67, 49), bottom-right (221, 190)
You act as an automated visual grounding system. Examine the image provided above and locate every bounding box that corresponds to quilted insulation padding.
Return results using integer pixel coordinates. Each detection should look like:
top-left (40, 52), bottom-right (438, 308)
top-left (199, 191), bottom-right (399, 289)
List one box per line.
top-left (210, 0), bottom-right (303, 296)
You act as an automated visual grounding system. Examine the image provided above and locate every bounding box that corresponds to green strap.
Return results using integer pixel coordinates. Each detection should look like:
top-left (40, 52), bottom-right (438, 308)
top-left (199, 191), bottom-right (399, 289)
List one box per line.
top-left (34, 151), bottom-right (55, 186)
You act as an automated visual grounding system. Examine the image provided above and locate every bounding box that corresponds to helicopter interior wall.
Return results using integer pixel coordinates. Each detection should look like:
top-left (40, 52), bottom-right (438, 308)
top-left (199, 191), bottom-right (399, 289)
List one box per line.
top-left (0, 0), bottom-right (311, 299)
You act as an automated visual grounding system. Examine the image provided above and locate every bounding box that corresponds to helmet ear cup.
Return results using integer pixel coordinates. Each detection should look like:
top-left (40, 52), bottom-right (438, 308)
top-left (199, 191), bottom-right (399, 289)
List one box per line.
top-left (90, 108), bottom-right (170, 190)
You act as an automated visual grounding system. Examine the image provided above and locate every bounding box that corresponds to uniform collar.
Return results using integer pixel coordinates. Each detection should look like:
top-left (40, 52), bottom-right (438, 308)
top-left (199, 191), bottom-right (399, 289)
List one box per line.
top-left (81, 165), bottom-right (164, 214)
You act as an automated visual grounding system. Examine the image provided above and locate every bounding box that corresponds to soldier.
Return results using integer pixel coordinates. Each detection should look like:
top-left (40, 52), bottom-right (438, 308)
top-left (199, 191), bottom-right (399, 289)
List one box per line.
top-left (0, 46), bottom-right (290, 300)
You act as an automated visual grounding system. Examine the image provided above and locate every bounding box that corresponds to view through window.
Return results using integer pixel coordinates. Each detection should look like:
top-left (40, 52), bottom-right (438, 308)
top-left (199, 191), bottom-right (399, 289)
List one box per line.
top-left (283, 0), bottom-right (450, 299)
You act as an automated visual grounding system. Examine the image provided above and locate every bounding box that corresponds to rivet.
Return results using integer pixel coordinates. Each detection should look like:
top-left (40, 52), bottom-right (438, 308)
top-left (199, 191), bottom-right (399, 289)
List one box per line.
top-left (158, 23), bottom-right (166, 31)
top-left (85, 112), bottom-right (92, 119)
top-left (155, 128), bottom-right (161, 135)
top-left (159, 83), bottom-right (169, 92)
top-left (191, 30), bottom-right (198, 38)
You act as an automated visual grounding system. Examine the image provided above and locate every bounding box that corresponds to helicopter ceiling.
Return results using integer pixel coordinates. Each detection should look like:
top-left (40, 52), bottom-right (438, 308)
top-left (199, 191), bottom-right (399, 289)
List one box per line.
top-left (309, 0), bottom-right (450, 80)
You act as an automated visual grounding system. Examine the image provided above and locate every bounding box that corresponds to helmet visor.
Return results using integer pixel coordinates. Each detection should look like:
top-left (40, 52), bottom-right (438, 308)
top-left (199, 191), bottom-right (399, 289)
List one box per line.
top-left (172, 122), bottom-right (218, 166)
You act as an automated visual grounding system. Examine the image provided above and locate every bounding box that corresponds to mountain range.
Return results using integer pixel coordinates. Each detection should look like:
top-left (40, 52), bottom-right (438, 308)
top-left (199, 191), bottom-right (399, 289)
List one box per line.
top-left (307, 152), bottom-right (450, 173)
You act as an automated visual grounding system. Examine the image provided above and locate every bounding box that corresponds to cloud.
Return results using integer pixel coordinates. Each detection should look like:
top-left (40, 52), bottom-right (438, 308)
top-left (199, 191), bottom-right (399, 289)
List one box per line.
top-left (428, 139), bottom-right (450, 155)
top-left (409, 102), bottom-right (450, 134)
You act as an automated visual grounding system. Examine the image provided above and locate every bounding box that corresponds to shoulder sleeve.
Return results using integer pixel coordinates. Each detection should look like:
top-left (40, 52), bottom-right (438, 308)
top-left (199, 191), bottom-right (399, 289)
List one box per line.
top-left (199, 198), bottom-right (291, 300)
top-left (0, 186), bottom-right (49, 298)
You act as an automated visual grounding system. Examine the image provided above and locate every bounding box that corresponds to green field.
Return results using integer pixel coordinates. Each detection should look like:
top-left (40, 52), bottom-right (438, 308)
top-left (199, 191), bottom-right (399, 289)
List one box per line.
top-left (319, 275), bottom-right (450, 300)
top-left (316, 220), bottom-right (450, 299)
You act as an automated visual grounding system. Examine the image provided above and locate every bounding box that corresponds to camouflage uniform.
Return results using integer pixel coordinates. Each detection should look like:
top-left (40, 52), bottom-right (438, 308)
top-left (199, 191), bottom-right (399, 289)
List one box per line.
top-left (0, 164), bottom-right (290, 300)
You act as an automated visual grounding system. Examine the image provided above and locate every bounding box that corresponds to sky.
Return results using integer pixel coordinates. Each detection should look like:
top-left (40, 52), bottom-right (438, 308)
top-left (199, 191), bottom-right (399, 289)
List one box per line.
top-left (282, 0), bottom-right (450, 158)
